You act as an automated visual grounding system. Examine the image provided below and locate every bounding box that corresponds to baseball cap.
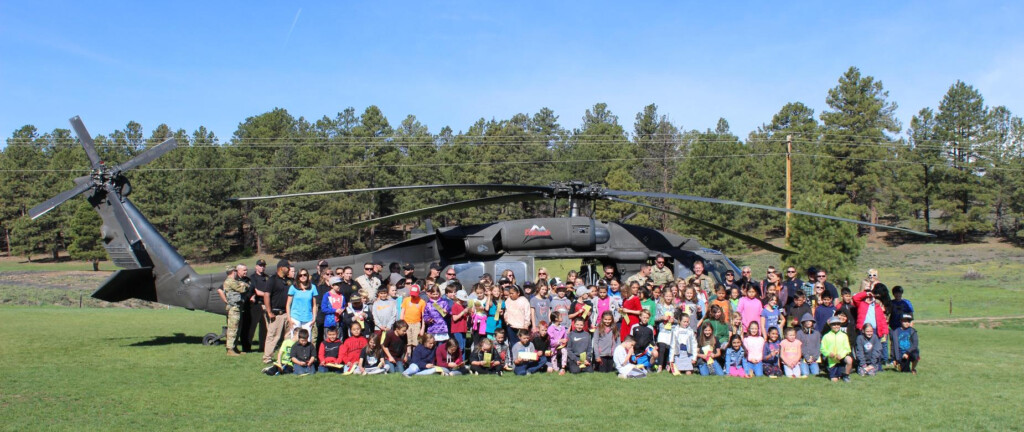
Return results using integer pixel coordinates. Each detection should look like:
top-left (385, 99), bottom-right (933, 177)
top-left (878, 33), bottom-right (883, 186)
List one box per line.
top-left (902, 313), bottom-right (914, 321)
top-left (373, 260), bottom-right (383, 266)
top-left (575, 286), bottom-right (589, 298)
top-left (276, 259), bottom-right (290, 269)
top-left (255, 259), bottom-right (267, 267)
top-left (455, 290), bottom-right (469, 302)
top-left (827, 316), bottom-right (842, 325)
top-left (318, 260), bottom-right (329, 267)
top-left (409, 284), bottom-right (421, 297)
top-left (403, 263), bottom-right (415, 271)
top-left (523, 281), bottom-right (535, 289)
top-left (498, 277), bottom-right (512, 285)
top-left (329, 276), bottom-right (342, 285)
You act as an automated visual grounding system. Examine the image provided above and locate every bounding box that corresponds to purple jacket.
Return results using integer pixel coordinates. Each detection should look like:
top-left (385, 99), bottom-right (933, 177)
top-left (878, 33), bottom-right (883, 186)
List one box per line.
top-left (423, 298), bottom-right (451, 335)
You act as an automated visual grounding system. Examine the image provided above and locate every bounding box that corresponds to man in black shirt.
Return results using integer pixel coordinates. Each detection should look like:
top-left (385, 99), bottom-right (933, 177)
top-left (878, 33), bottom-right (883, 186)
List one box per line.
top-left (260, 259), bottom-right (292, 364)
top-left (243, 259), bottom-right (269, 353)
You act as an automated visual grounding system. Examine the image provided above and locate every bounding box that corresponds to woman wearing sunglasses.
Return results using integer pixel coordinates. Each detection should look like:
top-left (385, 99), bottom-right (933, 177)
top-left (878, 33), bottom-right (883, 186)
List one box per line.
top-left (287, 269), bottom-right (320, 343)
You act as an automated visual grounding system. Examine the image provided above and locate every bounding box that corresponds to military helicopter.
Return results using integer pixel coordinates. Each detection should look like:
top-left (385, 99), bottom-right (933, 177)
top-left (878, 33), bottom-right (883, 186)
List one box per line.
top-left (30, 116), bottom-right (933, 344)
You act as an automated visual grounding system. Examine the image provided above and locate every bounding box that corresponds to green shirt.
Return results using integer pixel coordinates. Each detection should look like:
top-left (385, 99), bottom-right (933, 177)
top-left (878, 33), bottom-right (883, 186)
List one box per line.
top-left (642, 299), bottom-right (657, 326)
top-left (820, 330), bottom-right (852, 368)
top-left (277, 339), bottom-right (296, 366)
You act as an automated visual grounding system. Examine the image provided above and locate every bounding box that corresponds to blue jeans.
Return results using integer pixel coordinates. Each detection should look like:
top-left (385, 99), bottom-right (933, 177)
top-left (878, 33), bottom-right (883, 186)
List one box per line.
top-left (800, 360), bottom-right (820, 376)
top-left (402, 363), bottom-right (440, 376)
top-left (387, 361), bottom-right (405, 374)
top-left (293, 364), bottom-right (316, 375)
top-left (881, 338), bottom-right (890, 364)
top-left (698, 360), bottom-right (724, 376)
top-left (453, 333), bottom-right (467, 361)
top-left (742, 359), bottom-right (763, 376)
top-left (514, 357), bottom-right (548, 375)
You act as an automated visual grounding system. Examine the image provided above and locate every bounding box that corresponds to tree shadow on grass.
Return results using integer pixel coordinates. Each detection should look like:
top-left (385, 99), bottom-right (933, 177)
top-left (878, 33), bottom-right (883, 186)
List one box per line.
top-left (129, 333), bottom-right (204, 346)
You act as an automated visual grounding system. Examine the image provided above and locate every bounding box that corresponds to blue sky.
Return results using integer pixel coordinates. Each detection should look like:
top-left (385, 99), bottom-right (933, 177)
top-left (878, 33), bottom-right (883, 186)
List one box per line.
top-left (2, 1), bottom-right (1022, 143)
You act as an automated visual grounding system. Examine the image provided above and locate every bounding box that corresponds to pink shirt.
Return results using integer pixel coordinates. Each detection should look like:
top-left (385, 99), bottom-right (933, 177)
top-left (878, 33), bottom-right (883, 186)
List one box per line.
top-left (780, 339), bottom-right (802, 367)
top-left (737, 296), bottom-right (763, 332)
top-left (743, 335), bottom-right (765, 363)
top-left (503, 297), bottom-right (532, 329)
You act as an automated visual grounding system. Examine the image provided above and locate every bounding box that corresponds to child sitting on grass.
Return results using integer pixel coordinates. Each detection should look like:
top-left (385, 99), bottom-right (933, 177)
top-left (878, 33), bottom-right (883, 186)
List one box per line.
top-left (493, 328), bottom-right (512, 371)
top-left (614, 336), bottom-right (647, 379)
top-left (317, 326), bottom-right (344, 373)
top-left (512, 330), bottom-right (547, 375)
top-left (340, 322), bottom-right (368, 373)
top-left (469, 338), bottom-right (503, 375)
top-left (290, 329), bottom-right (316, 375)
top-left (262, 332), bottom-right (297, 376)
top-left (357, 334), bottom-right (390, 375)
top-left (436, 339), bottom-right (467, 376)
top-left (696, 323), bottom-right (723, 376)
top-left (855, 323), bottom-right (884, 376)
top-left (402, 334), bottom-right (441, 377)
top-left (724, 334), bottom-right (747, 378)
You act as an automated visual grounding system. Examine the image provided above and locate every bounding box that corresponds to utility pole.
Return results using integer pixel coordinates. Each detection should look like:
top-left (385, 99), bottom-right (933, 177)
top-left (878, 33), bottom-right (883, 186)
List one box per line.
top-left (785, 134), bottom-right (793, 240)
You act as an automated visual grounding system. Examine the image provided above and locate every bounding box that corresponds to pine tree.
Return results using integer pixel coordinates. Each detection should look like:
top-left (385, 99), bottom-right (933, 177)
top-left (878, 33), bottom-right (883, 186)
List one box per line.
top-left (785, 193), bottom-right (863, 284)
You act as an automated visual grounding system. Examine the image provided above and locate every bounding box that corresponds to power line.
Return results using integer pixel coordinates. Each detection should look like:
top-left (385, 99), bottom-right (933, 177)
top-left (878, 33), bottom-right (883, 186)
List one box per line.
top-left (0, 152), bottom-right (789, 173)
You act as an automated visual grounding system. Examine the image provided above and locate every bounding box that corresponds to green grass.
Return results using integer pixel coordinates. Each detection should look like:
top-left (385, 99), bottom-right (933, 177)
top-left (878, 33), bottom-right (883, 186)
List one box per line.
top-left (1, 307), bottom-right (1021, 430)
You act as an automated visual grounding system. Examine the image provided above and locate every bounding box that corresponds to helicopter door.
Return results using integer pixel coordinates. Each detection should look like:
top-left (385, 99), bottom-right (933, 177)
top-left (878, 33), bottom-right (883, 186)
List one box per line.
top-left (494, 257), bottom-right (534, 285)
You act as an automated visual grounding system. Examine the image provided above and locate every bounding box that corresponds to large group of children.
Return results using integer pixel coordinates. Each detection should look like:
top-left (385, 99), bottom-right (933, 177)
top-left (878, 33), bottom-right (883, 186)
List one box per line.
top-left (261, 263), bottom-right (921, 382)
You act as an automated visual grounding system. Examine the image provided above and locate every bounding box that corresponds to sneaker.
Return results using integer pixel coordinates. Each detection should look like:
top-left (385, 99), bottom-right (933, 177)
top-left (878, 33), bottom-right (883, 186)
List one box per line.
top-left (769, 375), bottom-right (778, 379)
top-left (226, 350), bottom-right (240, 357)
top-left (842, 376), bottom-right (851, 383)
top-left (798, 375), bottom-right (808, 379)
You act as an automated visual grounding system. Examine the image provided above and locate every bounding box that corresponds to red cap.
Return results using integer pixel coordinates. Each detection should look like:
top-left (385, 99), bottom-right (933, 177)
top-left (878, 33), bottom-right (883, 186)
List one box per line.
top-left (409, 284), bottom-right (421, 297)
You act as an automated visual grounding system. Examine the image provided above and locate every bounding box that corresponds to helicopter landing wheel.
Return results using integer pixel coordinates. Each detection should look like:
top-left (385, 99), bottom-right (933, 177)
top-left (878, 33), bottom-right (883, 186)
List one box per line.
top-left (202, 326), bottom-right (227, 346)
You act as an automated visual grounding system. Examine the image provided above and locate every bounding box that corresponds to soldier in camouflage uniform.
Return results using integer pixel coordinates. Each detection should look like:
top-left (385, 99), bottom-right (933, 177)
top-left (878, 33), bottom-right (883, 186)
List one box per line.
top-left (684, 259), bottom-right (715, 299)
top-left (649, 254), bottom-right (674, 287)
top-left (218, 264), bottom-right (250, 356)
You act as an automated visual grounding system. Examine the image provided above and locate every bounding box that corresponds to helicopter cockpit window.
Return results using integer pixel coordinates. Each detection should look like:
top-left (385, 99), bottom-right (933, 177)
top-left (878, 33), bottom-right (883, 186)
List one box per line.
top-left (495, 260), bottom-right (529, 285)
top-left (450, 262), bottom-right (485, 285)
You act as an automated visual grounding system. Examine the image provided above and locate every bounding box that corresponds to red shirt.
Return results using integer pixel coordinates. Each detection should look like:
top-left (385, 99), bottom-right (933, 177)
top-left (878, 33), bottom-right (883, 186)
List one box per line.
top-left (451, 302), bottom-right (468, 333)
top-left (620, 296), bottom-right (641, 341)
top-left (340, 336), bottom-right (367, 364)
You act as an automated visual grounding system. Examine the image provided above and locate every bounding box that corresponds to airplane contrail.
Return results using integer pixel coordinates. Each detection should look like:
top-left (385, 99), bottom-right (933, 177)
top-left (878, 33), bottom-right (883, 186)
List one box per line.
top-left (285, 8), bottom-right (302, 47)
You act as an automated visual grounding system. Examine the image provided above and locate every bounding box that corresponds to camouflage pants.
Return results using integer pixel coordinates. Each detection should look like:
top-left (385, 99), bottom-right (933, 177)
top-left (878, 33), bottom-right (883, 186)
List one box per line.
top-left (226, 305), bottom-right (241, 351)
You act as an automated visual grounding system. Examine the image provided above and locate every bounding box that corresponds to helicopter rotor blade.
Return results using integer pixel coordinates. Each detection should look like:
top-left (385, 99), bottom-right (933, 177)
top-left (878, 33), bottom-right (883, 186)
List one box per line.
top-left (228, 184), bottom-right (553, 202)
top-left (69, 116), bottom-right (103, 170)
top-left (604, 190), bottom-right (935, 237)
top-left (350, 192), bottom-right (547, 229)
top-left (605, 197), bottom-right (796, 255)
top-left (113, 137), bottom-right (178, 173)
top-left (27, 181), bottom-right (95, 220)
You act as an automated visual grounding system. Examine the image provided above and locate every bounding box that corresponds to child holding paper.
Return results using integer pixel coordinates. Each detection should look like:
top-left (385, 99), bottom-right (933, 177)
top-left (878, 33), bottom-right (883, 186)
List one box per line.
top-left (547, 312), bottom-right (569, 374)
top-left (531, 320), bottom-right (553, 372)
top-left (402, 334), bottom-right (441, 377)
top-left (696, 323), bottom-right (723, 376)
top-left (566, 317), bottom-right (593, 373)
top-left (436, 339), bottom-right (467, 376)
top-left (340, 322), bottom-right (368, 373)
top-left (512, 330), bottom-right (547, 375)
top-left (493, 329), bottom-right (512, 371)
top-left (422, 286), bottom-right (451, 342)
top-left (357, 335), bottom-right (390, 375)
top-left (469, 338), bottom-right (503, 375)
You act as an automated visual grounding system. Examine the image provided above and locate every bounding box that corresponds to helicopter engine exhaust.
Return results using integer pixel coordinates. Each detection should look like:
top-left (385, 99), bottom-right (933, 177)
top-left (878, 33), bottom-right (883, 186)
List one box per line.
top-left (463, 217), bottom-right (608, 257)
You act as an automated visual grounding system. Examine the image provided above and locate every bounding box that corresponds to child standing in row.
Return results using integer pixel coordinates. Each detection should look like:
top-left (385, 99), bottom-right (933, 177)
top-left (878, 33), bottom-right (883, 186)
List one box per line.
top-left (797, 313), bottom-right (821, 377)
top-left (742, 321), bottom-right (765, 377)
top-left (669, 313), bottom-right (697, 375)
top-left (593, 311), bottom-right (618, 373)
top-left (737, 286), bottom-right (762, 333)
top-left (821, 316), bottom-right (853, 382)
top-left (762, 327), bottom-right (783, 377)
top-left (780, 327), bottom-right (803, 378)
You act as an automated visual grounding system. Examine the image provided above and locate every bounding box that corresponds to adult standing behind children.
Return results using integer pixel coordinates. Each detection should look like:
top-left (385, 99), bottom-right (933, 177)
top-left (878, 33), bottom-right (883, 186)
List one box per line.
top-left (245, 259), bottom-right (270, 353)
top-left (287, 269), bottom-right (319, 342)
top-left (261, 259), bottom-right (292, 364)
top-left (650, 254), bottom-right (675, 288)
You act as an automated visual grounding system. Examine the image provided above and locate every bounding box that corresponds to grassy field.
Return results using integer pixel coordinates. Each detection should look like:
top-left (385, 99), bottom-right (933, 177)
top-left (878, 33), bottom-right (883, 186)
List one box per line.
top-left (1, 307), bottom-right (1022, 431)
top-left (2, 240), bottom-right (1023, 430)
